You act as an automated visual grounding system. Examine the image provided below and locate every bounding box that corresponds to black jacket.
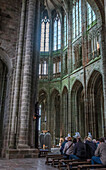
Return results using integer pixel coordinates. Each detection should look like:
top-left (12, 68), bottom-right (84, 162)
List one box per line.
top-left (85, 140), bottom-right (97, 158)
top-left (73, 141), bottom-right (86, 158)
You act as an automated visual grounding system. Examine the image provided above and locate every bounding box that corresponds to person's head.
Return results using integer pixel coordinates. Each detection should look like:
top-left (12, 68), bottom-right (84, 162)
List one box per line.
top-left (84, 136), bottom-right (88, 140)
top-left (77, 137), bottom-right (81, 142)
top-left (92, 139), bottom-right (96, 143)
top-left (65, 137), bottom-right (68, 141)
top-left (99, 137), bottom-right (105, 143)
top-left (88, 132), bottom-right (92, 139)
top-left (87, 137), bottom-right (92, 141)
top-left (73, 138), bottom-right (77, 143)
top-left (67, 137), bottom-right (72, 141)
top-left (73, 132), bottom-right (81, 142)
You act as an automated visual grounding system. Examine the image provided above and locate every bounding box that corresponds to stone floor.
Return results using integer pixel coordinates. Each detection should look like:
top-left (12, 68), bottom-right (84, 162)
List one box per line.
top-left (0, 158), bottom-right (58, 170)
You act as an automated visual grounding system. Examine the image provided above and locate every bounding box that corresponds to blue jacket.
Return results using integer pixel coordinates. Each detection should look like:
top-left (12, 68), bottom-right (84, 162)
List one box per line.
top-left (60, 140), bottom-right (68, 154)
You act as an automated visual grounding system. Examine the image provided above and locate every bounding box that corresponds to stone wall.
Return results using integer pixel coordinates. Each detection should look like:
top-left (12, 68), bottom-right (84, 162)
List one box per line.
top-left (0, 0), bottom-right (21, 59)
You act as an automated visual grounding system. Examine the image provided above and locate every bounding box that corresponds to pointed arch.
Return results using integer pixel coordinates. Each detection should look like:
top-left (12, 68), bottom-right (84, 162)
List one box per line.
top-left (50, 89), bottom-right (60, 145)
top-left (38, 90), bottom-right (48, 132)
top-left (0, 48), bottom-right (12, 72)
top-left (87, 70), bottom-right (104, 138)
top-left (71, 80), bottom-right (84, 137)
top-left (0, 48), bottom-right (11, 156)
top-left (62, 86), bottom-right (68, 137)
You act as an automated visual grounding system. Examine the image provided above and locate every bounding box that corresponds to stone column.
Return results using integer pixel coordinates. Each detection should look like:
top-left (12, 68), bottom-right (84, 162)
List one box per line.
top-left (101, 2), bottom-right (106, 136)
top-left (48, 15), bottom-right (53, 80)
top-left (81, 0), bottom-right (88, 135)
top-left (29, 0), bottom-right (41, 148)
top-left (47, 92), bottom-right (50, 130)
top-left (60, 11), bottom-right (64, 77)
top-left (9, 0), bottom-right (26, 148)
top-left (104, 0), bottom-right (106, 137)
top-left (68, 89), bottom-right (71, 135)
top-left (67, 0), bottom-right (73, 74)
top-left (18, 0), bottom-right (36, 148)
top-left (60, 93), bottom-right (63, 137)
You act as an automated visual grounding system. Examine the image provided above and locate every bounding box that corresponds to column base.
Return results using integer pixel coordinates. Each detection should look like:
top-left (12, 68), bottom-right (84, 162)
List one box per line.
top-left (17, 144), bottom-right (30, 149)
top-left (5, 148), bottom-right (39, 159)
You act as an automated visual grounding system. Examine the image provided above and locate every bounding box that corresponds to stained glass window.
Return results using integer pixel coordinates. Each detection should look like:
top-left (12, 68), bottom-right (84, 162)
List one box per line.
top-left (64, 15), bottom-right (68, 47)
top-left (87, 3), bottom-right (96, 29)
top-left (53, 14), bottom-right (61, 51)
top-left (72, 0), bottom-right (82, 40)
top-left (39, 61), bottom-right (48, 76)
top-left (40, 16), bottom-right (50, 52)
top-left (53, 61), bottom-right (61, 74)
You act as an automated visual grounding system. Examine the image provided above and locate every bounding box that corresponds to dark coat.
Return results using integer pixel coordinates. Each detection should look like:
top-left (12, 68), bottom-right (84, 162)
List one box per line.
top-left (60, 140), bottom-right (68, 154)
top-left (73, 141), bottom-right (86, 159)
top-left (86, 140), bottom-right (97, 158)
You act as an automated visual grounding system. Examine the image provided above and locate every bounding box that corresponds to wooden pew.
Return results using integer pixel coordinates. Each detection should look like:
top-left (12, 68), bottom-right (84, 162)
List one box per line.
top-left (51, 157), bottom-right (65, 167)
top-left (39, 149), bottom-right (50, 157)
top-left (58, 159), bottom-right (86, 170)
top-left (67, 161), bottom-right (91, 170)
top-left (45, 154), bottom-right (63, 165)
top-left (77, 164), bottom-right (106, 170)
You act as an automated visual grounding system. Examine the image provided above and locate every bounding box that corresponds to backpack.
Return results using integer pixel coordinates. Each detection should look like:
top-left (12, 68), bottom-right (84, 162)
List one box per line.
top-left (76, 142), bottom-right (86, 158)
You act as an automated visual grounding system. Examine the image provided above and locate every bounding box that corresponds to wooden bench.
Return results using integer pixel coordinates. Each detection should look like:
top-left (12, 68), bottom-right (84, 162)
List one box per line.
top-left (39, 149), bottom-right (50, 157)
top-left (51, 157), bottom-right (65, 167)
top-left (58, 159), bottom-right (86, 170)
top-left (45, 154), bottom-right (63, 164)
top-left (77, 164), bottom-right (106, 170)
top-left (67, 161), bottom-right (91, 170)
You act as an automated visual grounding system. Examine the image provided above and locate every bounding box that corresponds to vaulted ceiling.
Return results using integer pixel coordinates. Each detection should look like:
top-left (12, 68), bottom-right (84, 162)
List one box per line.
top-left (43, 0), bottom-right (105, 23)
top-left (44, 0), bottom-right (63, 11)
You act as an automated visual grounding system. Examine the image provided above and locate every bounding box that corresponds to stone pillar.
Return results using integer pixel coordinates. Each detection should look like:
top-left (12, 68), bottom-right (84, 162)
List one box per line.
top-left (18, 0), bottom-right (36, 148)
top-left (101, 3), bottom-right (106, 136)
top-left (68, 90), bottom-right (71, 135)
top-left (29, 0), bottom-right (41, 148)
top-left (2, 68), bottom-right (13, 157)
top-left (67, 0), bottom-right (73, 74)
top-left (48, 16), bottom-right (53, 80)
top-left (104, 0), bottom-right (106, 137)
top-left (81, 0), bottom-right (88, 135)
top-left (61, 11), bottom-right (64, 77)
top-left (60, 93), bottom-right (63, 137)
top-left (47, 92), bottom-right (50, 130)
top-left (9, 0), bottom-right (26, 148)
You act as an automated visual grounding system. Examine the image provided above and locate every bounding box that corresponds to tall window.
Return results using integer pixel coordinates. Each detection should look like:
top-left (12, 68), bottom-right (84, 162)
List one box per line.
top-left (40, 16), bottom-right (50, 52)
top-left (87, 3), bottom-right (96, 29)
top-left (53, 14), bottom-right (61, 51)
top-left (72, 0), bottom-right (81, 40)
top-left (53, 60), bottom-right (61, 74)
top-left (64, 15), bottom-right (68, 47)
top-left (39, 61), bottom-right (48, 79)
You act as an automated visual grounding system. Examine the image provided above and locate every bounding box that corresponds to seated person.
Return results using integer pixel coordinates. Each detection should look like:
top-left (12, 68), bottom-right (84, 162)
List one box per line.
top-left (63, 136), bottom-right (73, 159)
top-left (69, 132), bottom-right (86, 160)
top-left (60, 137), bottom-right (68, 155)
top-left (86, 136), bottom-right (97, 159)
top-left (91, 137), bottom-right (106, 165)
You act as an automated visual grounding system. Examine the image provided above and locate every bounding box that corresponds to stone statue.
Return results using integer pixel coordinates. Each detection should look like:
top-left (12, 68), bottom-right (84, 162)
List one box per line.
top-left (45, 131), bottom-right (51, 151)
top-left (39, 132), bottom-right (45, 148)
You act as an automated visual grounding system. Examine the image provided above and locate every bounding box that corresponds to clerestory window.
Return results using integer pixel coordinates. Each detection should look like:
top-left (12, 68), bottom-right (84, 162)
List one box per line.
top-left (39, 60), bottom-right (48, 79)
top-left (53, 14), bottom-right (61, 51)
top-left (40, 16), bottom-right (50, 52)
top-left (87, 2), bottom-right (96, 29)
top-left (72, 0), bottom-right (81, 40)
top-left (53, 60), bottom-right (61, 74)
top-left (64, 14), bottom-right (68, 47)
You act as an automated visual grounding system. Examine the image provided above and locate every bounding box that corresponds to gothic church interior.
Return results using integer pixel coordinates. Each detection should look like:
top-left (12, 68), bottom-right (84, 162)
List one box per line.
top-left (0, 0), bottom-right (106, 158)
